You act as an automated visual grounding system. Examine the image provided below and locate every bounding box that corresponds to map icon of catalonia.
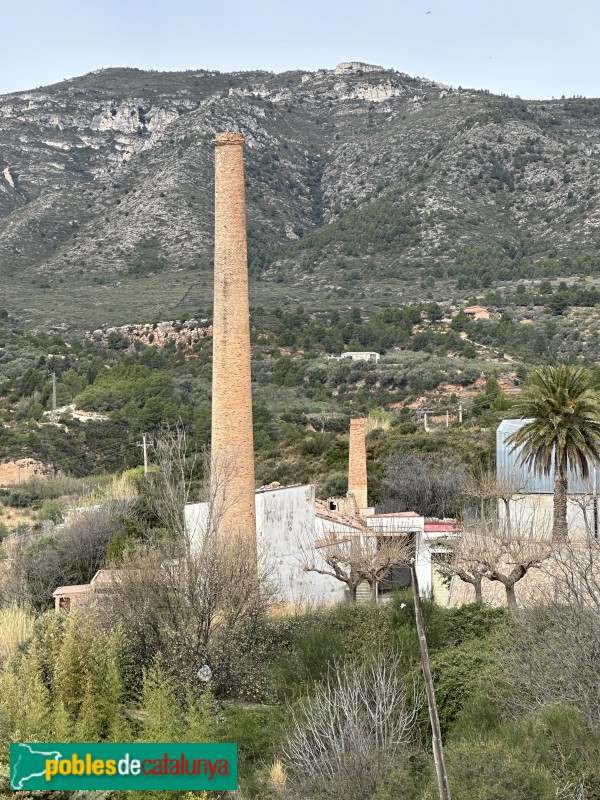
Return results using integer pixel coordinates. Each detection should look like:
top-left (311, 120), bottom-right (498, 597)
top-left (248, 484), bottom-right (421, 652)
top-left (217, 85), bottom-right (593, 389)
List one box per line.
top-left (11, 744), bottom-right (63, 790)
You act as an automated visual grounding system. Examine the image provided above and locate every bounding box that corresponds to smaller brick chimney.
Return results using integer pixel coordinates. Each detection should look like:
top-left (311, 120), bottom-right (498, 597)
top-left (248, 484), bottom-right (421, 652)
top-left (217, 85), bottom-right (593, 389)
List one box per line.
top-left (348, 418), bottom-right (370, 515)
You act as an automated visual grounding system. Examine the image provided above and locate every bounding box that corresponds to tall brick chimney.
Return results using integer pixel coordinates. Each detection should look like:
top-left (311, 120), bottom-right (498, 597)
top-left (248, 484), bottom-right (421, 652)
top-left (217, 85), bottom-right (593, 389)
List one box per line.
top-left (211, 132), bottom-right (257, 548)
top-left (348, 417), bottom-right (369, 513)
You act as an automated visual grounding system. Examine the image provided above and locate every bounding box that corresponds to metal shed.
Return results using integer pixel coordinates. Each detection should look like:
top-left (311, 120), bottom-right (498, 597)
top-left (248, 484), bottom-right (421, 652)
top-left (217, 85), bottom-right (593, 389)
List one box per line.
top-left (496, 419), bottom-right (600, 494)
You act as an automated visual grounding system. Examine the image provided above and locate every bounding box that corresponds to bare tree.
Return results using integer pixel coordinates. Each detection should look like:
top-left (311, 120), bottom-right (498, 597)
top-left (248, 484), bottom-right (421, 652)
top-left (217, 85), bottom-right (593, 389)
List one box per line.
top-left (149, 426), bottom-right (255, 559)
top-left (103, 532), bottom-right (274, 694)
top-left (552, 534), bottom-right (600, 612)
top-left (442, 469), bottom-right (552, 606)
top-left (437, 527), bottom-right (487, 604)
top-left (380, 451), bottom-right (467, 518)
top-left (1, 498), bottom-right (135, 609)
top-left (441, 509), bottom-right (551, 607)
top-left (461, 469), bottom-right (524, 533)
top-left (281, 652), bottom-right (420, 800)
top-left (568, 481), bottom-right (598, 539)
top-left (104, 430), bottom-right (276, 696)
top-left (147, 426), bottom-right (202, 544)
top-left (502, 536), bottom-right (600, 730)
top-left (298, 528), bottom-right (413, 602)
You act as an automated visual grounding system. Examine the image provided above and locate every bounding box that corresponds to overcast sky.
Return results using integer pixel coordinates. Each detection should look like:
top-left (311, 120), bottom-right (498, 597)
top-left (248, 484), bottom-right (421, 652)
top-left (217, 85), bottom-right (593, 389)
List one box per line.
top-left (1, 0), bottom-right (597, 99)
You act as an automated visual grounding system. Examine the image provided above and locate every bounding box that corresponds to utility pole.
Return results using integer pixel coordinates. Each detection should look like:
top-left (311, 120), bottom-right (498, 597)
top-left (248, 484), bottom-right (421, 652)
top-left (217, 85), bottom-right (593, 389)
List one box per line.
top-left (137, 433), bottom-right (148, 475)
top-left (458, 402), bottom-right (463, 425)
top-left (51, 372), bottom-right (57, 423)
top-left (142, 433), bottom-right (148, 476)
top-left (411, 560), bottom-right (452, 800)
top-left (446, 410), bottom-right (449, 428)
top-left (423, 412), bottom-right (429, 433)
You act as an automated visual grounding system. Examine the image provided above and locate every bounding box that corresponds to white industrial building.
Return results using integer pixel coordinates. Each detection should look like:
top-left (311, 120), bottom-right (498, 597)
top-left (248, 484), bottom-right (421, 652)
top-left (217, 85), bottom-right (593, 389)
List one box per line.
top-left (185, 483), bottom-right (452, 606)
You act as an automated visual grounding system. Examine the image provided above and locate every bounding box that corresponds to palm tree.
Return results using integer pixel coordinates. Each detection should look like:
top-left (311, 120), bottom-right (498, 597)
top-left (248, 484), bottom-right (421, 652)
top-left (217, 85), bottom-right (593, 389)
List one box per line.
top-left (507, 365), bottom-right (600, 543)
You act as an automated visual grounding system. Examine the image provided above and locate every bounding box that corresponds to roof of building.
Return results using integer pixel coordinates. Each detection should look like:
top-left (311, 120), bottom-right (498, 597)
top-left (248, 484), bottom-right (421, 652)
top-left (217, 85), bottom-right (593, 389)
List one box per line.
top-left (90, 569), bottom-right (126, 585)
top-left (256, 481), bottom-right (305, 494)
top-left (464, 305), bottom-right (488, 313)
top-left (314, 499), bottom-right (366, 531)
top-left (53, 569), bottom-right (127, 597)
top-left (370, 511), bottom-right (421, 518)
top-left (497, 418), bottom-right (533, 434)
top-left (314, 535), bottom-right (354, 549)
top-left (424, 522), bottom-right (458, 533)
top-left (53, 583), bottom-right (91, 597)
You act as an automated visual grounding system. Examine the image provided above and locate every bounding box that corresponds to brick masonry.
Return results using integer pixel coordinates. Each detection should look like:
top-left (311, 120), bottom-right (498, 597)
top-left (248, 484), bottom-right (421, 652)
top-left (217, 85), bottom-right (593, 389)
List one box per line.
top-left (211, 132), bottom-right (257, 547)
top-left (348, 418), bottom-right (368, 511)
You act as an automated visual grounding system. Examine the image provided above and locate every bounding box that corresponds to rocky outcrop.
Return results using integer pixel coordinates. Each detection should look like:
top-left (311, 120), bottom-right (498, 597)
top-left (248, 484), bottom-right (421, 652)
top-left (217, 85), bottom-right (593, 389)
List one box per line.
top-left (334, 62), bottom-right (385, 75)
top-left (89, 320), bottom-right (212, 351)
top-left (0, 458), bottom-right (47, 486)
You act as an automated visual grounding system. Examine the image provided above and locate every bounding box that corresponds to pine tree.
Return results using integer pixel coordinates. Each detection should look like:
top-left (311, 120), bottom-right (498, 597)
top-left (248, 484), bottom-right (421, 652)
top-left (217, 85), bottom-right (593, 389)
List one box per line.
top-left (75, 673), bottom-right (103, 742)
top-left (36, 611), bottom-right (65, 692)
top-left (0, 667), bottom-right (20, 758)
top-left (104, 628), bottom-right (127, 741)
top-left (21, 640), bottom-right (53, 741)
top-left (139, 655), bottom-right (183, 742)
top-left (73, 626), bottom-right (125, 741)
top-left (53, 612), bottom-right (93, 721)
top-left (182, 686), bottom-right (213, 743)
top-left (54, 700), bottom-right (72, 742)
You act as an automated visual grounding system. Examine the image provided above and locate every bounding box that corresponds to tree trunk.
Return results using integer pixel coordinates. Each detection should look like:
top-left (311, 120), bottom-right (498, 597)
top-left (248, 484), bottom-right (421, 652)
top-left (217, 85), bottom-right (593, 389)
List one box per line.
top-left (553, 453), bottom-right (569, 544)
top-left (502, 497), bottom-right (512, 536)
top-left (474, 575), bottom-right (483, 603)
top-left (505, 583), bottom-right (517, 607)
top-left (371, 580), bottom-right (378, 603)
top-left (411, 562), bottom-right (452, 800)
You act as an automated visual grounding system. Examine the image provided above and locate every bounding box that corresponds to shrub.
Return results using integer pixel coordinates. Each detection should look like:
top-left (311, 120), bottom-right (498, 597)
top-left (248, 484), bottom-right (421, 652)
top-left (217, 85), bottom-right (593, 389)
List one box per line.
top-left (429, 637), bottom-right (502, 735)
top-left (38, 498), bottom-right (66, 525)
top-left (443, 603), bottom-right (506, 644)
top-left (4, 490), bottom-right (33, 508)
top-left (391, 589), bottom-right (449, 662)
top-left (271, 622), bottom-right (345, 700)
top-left (327, 603), bottom-right (395, 659)
top-left (439, 737), bottom-right (554, 800)
top-left (0, 604), bottom-right (35, 663)
top-left (216, 705), bottom-right (286, 792)
top-left (282, 653), bottom-right (419, 800)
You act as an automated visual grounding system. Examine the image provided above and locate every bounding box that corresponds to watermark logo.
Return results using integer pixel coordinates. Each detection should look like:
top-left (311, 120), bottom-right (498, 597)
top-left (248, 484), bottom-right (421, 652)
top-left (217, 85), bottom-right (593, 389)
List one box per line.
top-left (10, 742), bottom-right (237, 791)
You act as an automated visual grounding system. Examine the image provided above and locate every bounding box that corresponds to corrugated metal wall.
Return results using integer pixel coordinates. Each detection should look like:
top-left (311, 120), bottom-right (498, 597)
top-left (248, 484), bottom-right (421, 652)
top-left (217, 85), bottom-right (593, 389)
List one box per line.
top-left (356, 581), bottom-right (373, 604)
top-left (431, 566), bottom-right (450, 607)
top-left (497, 419), bottom-right (599, 494)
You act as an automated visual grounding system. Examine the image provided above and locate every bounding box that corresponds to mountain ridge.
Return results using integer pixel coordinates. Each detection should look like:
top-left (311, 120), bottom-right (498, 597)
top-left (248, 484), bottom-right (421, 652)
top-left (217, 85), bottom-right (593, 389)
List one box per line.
top-left (1, 63), bottom-right (600, 328)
